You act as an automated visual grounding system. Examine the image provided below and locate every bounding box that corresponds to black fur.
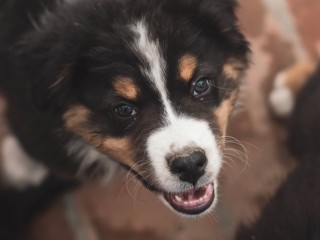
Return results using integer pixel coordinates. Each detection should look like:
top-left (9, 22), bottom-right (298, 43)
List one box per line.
top-left (0, 0), bottom-right (249, 238)
top-left (236, 65), bottom-right (320, 239)
top-left (0, 176), bottom-right (78, 240)
top-left (0, 0), bottom-right (248, 179)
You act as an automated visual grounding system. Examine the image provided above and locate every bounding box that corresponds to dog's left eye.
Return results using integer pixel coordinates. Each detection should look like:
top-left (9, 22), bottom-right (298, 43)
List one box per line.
top-left (113, 104), bottom-right (137, 118)
top-left (191, 78), bottom-right (211, 98)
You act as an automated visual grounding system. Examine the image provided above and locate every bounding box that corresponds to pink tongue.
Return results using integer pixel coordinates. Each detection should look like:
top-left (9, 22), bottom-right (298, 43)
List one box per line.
top-left (166, 184), bottom-right (214, 213)
top-left (179, 187), bottom-right (206, 201)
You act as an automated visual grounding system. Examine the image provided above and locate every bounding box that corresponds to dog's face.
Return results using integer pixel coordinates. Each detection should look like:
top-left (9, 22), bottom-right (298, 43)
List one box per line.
top-left (24, 0), bottom-right (249, 216)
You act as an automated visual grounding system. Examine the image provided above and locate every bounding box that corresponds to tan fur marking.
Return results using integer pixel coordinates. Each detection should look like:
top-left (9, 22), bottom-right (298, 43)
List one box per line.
top-left (64, 105), bottom-right (136, 167)
top-left (179, 55), bottom-right (198, 82)
top-left (114, 77), bottom-right (139, 100)
top-left (50, 65), bottom-right (71, 89)
top-left (282, 60), bottom-right (317, 95)
top-left (64, 105), bottom-right (90, 128)
top-left (223, 59), bottom-right (246, 80)
top-left (63, 105), bottom-right (103, 148)
top-left (102, 138), bottom-right (135, 167)
top-left (215, 93), bottom-right (237, 138)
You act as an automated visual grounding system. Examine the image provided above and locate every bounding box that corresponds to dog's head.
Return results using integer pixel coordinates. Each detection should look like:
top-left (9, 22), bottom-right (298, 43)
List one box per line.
top-left (23, 0), bottom-right (249, 216)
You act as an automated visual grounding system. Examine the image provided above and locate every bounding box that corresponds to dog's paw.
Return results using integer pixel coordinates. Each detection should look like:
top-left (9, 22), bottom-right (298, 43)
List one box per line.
top-left (1, 136), bottom-right (48, 189)
top-left (269, 72), bottom-right (295, 117)
top-left (269, 61), bottom-right (317, 118)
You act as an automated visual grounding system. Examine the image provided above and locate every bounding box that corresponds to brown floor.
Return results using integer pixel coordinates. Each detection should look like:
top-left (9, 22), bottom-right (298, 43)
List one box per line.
top-left (2, 1), bottom-right (320, 240)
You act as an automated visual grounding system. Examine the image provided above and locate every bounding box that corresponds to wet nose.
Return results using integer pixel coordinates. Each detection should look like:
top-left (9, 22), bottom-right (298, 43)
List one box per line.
top-left (169, 151), bottom-right (207, 185)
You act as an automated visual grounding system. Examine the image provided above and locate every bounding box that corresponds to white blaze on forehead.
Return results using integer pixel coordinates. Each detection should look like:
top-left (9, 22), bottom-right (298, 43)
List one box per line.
top-left (131, 20), bottom-right (222, 193)
top-left (131, 20), bottom-right (176, 122)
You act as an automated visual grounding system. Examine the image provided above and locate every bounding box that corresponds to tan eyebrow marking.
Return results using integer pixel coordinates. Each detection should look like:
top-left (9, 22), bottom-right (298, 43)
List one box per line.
top-left (179, 55), bottom-right (198, 82)
top-left (113, 77), bottom-right (139, 100)
top-left (223, 58), bottom-right (247, 80)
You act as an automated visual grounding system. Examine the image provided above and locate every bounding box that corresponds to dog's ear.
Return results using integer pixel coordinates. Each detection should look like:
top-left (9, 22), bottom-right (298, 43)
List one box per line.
top-left (199, 0), bottom-right (237, 11)
top-left (197, 0), bottom-right (238, 24)
top-left (32, 59), bottom-right (74, 111)
top-left (194, 0), bottom-right (249, 63)
top-left (21, 30), bottom-right (77, 111)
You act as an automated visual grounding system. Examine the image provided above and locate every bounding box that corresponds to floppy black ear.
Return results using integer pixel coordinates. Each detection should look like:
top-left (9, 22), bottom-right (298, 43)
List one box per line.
top-left (20, 30), bottom-right (77, 111)
top-left (198, 0), bottom-right (238, 24)
top-left (31, 60), bottom-right (74, 111)
top-left (195, 0), bottom-right (250, 62)
top-left (200, 0), bottom-right (237, 10)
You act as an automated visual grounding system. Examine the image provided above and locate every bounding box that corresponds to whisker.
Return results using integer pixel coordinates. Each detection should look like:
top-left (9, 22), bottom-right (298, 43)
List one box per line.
top-left (209, 83), bottom-right (234, 91)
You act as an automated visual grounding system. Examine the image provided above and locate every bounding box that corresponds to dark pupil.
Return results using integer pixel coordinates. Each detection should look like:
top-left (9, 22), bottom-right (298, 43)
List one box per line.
top-left (116, 105), bottom-right (133, 117)
top-left (195, 79), bottom-right (208, 93)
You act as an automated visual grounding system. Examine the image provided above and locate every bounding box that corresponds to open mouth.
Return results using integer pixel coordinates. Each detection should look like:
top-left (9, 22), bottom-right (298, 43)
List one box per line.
top-left (163, 183), bottom-right (215, 215)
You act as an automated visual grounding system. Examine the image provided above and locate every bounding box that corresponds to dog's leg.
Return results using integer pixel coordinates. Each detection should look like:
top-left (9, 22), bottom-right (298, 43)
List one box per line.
top-left (0, 176), bottom-right (78, 240)
top-left (1, 135), bottom-right (49, 189)
top-left (0, 136), bottom-right (78, 239)
top-left (0, 136), bottom-right (76, 240)
top-left (236, 61), bottom-right (320, 240)
top-left (269, 60), bottom-right (317, 118)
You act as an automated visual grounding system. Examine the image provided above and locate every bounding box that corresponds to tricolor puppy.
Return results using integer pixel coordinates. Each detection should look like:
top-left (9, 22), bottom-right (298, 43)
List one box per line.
top-left (0, 0), bottom-right (249, 216)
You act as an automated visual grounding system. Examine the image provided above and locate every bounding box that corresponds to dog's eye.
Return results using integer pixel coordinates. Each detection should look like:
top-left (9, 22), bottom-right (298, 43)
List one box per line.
top-left (192, 78), bottom-right (210, 98)
top-left (114, 104), bottom-right (137, 118)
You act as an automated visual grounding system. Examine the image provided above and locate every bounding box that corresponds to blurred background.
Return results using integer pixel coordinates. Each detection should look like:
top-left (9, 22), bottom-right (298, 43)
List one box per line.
top-left (1, 0), bottom-right (320, 239)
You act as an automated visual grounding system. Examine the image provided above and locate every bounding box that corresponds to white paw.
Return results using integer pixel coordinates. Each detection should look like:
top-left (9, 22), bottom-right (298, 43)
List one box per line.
top-left (269, 73), bottom-right (295, 117)
top-left (1, 136), bottom-right (48, 189)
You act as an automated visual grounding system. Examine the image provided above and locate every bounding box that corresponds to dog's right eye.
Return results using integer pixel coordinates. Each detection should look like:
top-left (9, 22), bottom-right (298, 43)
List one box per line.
top-left (191, 77), bottom-right (211, 98)
top-left (113, 104), bottom-right (137, 118)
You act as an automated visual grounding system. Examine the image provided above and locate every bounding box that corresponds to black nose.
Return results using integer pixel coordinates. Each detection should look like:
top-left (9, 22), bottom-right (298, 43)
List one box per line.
top-left (169, 151), bottom-right (207, 185)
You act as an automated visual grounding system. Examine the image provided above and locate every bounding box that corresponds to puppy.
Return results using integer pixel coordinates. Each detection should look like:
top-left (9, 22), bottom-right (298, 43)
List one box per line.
top-left (237, 63), bottom-right (320, 239)
top-left (269, 61), bottom-right (317, 118)
top-left (0, 0), bottom-right (249, 230)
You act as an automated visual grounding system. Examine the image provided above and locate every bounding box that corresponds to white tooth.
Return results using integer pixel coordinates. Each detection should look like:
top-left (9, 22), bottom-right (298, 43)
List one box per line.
top-left (175, 195), bottom-right (182, 202)
top-left (184, 201), bottom-right (189, 206)
top-left (199, 197), bottom-right (204, 202)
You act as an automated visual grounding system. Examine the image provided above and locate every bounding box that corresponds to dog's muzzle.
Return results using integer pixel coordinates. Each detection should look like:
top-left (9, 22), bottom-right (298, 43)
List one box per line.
top-left (162, 149), bottom-right (215, 215)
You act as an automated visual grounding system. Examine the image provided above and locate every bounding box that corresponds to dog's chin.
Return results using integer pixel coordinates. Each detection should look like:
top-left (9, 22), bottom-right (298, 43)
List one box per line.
top-left (129, 171), bottom-right (216, 216)
top-left (161, 182), bottom-right (215, 216)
